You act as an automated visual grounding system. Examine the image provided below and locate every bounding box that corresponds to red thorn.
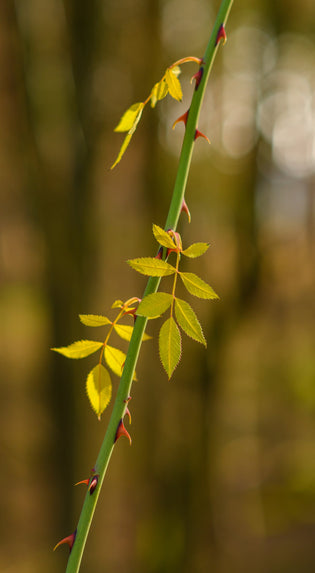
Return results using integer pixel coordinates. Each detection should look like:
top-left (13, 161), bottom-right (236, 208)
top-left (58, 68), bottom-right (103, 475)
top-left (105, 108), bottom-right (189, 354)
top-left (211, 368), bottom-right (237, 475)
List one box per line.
top-left (216, 24), bottom-right (227, 46)
top-left (156, 246), bottom-right (163, 259)
top-left (54, 530), bottom-right (77, 553)
top-left (125, 406), bottom-right (132, 424)
top-left (172, 110), bottom-right (189, 130)
top-left (194, 129), bottom-right (210, 144)
top-left (181, 198), bottom-right (191, 223)
top-left (191, 67), bottom-right (204, 90)
top-left (115, 419), bottom-right (132, 445)
top-left (88, 475), bottom-right (99, 495)
top-left (75, 479), bottom-right (89, 487)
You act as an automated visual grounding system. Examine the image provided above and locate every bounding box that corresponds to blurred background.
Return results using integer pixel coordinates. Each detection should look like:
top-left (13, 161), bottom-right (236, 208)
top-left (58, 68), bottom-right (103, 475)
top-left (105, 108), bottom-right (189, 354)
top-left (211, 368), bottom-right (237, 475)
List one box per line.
top-left (1, 0), bottom-right (315, 571)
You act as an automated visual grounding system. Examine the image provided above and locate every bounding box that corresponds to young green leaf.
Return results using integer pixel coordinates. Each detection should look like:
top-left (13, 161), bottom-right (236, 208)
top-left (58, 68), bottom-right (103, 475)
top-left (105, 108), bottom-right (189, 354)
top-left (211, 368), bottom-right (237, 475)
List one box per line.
top-left (181, 242), bottom-right (210, 258)
top-left (104, 345), bottom-right (137, 381)
top-left (111, 300), bottom-right (124, 309)
top-left (114, 102), bottom-right (144, 133)
top-left (180, 272), bottom-right (219, 300)
top-left (174, 298), bottom-right (206, 346)
top-left (86, 364), bottom-right (112, 420)
top-left (52, 340), bottom-right (103, 359)
top-left (152, 224), bottom-right (176, 250)
top-left (137, 292), bottom-right (173, 318)
top-left (150, 79), bottom-right (169, 108)
top-left (79, 314), bottom-right (112, 327)
top-left (113, 323), bottom-right (151, 341)
top-left (165, 68), bottom-right (183, 102)
top-left (128, 257), bottom-right (176, 277)
top-left (111, 102), bottom-right (145, 168)
top-left (159, 317), bottom-right (181, 379)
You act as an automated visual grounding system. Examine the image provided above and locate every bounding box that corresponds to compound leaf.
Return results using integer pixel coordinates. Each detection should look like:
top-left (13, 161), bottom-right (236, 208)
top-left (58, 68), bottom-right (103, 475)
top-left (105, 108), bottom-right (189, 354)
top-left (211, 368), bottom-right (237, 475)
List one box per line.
top-left (79, 314), bottom-right (111, 327)
top-left (137, 292), bottom-right (173, 318)
top-left (128, 257), bottom-right (176, 277)
top-left (86, 364), bottom-right (112, 420)
top-left (180, 272), bottom-right (219, 300)
top-left (113, 323), bottom-right (151, 341)
top-left (182, 242), bottom-right (210, 258)
top-left (174, 298), bottom-right (206, 345)
top-left (159, 317), bottom-right (181, 379)
top-left (165, 68), bottom-right (183, 101)
top-left (150, 79), bottom-right (169, 108)
top-left (152, 224), bottom-right (176, 250)
top-left (104, 345), bottom-right (137, 380)
top-left (52, 340), bottom-right (103, 359)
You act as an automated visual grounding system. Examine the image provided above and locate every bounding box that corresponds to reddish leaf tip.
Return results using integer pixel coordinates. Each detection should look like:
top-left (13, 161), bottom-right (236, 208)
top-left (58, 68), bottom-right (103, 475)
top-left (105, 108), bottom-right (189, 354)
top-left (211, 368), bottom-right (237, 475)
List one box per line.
top-left (172, 110), bottom-right (189, 130)
top-left (194, 129), bottom-right (210, 144)
top-left (54, 530), bottom-right (77, 553)
top-left (216, 24), bottom-right (227, 46)
top-left (115, 419), bottom-right (132, 445)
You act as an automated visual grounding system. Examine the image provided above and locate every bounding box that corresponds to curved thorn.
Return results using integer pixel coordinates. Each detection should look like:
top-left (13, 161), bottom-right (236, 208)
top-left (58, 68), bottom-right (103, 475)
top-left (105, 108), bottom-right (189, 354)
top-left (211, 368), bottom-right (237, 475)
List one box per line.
top-left (191, 67), bottom-right (204, 90)
top-left (54, 530), bottom-right (77, 553)
top-left (181, 198), bottom-right (191, 223)
top-left (194, 129), bottom-right (210, 144)
top-left (216, 24), bottom-right (227, 46)
top-left (75, 479), bottom-right (89, 487)
top-left (114, 419), bottom-right (132, 445)
top-left (125, 406), bottom-right (132, 424)
top-left (172, 110), bottom-right (189, 130)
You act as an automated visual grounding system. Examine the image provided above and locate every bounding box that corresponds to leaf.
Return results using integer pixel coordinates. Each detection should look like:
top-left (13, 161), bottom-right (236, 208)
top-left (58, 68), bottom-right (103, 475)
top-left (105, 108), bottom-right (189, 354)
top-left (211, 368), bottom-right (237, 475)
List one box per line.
top-left (113, 323), bottom-right (151, 341)
top-left (52, 340), bottom-right (103, 359)
top-left (180, 272), bottom-right (219, 300)
top-left (86, 364), bottom-right (112, 419)
top-left (111, 102), bottom-right (145, 168)
top-left (128, 257), bottom-right (176, 277)
top-left (79, 314), bottom-right (111, 327)
top-left (174, 298), bottom-right (206, 346)
top-left (152, 224), bottom-right (176, 250)
top-left (165, 68), bottom-right (183, 102)
top-left (159, 317), bottom-right (181, 379)
top-left (104, 345), bottom-right (137, 380)
top-left (137, 292), bottom-right (173, 318)
top-left (150, 79), bottom-right (169, 108)
top-left (111, 299), bottom-right (124, 309)
top-left (182, 242), bottom-right (210, 258)
top-left (114, 102), bottom-right (144, 133)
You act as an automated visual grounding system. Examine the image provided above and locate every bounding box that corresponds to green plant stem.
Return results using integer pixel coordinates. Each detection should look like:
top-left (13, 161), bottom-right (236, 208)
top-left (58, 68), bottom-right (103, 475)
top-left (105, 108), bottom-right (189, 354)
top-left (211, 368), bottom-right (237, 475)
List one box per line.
top-left (65, 1), bottom-right (234, 571)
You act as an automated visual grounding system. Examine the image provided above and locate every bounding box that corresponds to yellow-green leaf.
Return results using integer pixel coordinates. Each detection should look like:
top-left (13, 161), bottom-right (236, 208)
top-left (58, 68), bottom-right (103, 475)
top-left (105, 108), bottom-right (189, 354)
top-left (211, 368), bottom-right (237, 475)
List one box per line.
top-left (104, 345), bottom-right (137, 380)
top-left (128, 257), bottom-right (176, 277)
top-left (181, 242), bottom-right (210, 258)
top-left (159, 317), bottom-right (181, 379)
top-left (180, 272), bottom-right (219, 300)
top-left (52, 340), bottom-right (103, 359)
top-left (111, 132), bottom-right (133, 169)
top-left (174, 298), bottom-right (206, 346)
top-left (114, 102), bottom-right (144, 132)
top-left (86, 364), bottom-right (112, 419)
top-left (79, 314), bottom-right (111, 327)
top-left (137, 292), bottom-right (173, 318)
top-left (152, 224), bottom-right (176, 250)
top-left (165, 68), bottom-right (183, 102)
top-left (150, 79), bottom-right (169, 108)
top-left (111, 300), bottom-right (123, 309)
top-left (113, 323), bottom-right (151, 341)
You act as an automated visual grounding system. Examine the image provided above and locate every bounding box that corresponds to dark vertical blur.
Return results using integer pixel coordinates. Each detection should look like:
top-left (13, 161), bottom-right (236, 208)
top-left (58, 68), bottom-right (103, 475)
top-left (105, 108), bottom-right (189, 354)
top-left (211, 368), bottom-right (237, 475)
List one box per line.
top-left (1, 0), bottom-right (315, 571)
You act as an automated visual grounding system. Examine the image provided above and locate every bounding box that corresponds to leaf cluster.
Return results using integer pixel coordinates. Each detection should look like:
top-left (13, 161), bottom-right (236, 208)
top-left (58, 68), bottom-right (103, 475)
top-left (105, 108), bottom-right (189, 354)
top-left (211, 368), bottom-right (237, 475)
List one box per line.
top-left (51, 298), bottom-right (150, 419)
top-left (128, 225), bottom-right (219, 378)
top-left (111, 57), bottom-right (202, 168)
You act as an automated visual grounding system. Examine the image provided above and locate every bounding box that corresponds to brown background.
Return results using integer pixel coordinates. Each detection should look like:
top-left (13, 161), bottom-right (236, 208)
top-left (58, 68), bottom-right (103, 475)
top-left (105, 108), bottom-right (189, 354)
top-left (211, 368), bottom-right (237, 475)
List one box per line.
top-left (1, 0), bottom-right (315, 571)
